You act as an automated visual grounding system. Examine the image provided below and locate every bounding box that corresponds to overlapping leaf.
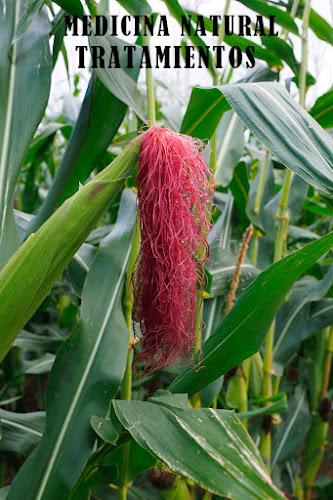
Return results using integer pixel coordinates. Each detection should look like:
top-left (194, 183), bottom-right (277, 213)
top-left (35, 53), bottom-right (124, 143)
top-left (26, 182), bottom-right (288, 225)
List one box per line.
top-left (170, 231), bottom-right (333, 395)
top-left (113, 400), bottom-right (284, 499)
top-left (8, 190), bottom-right (136, 500)
top-left (221, 82), bottom-right (333, 194)
top-left (0, 0), bottom-right (51, 266)
top-left (0, 136), bottom-right (141, 360)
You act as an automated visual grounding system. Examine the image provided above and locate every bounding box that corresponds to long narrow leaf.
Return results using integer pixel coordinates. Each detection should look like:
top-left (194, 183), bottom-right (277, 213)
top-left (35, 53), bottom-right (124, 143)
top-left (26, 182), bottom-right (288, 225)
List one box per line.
top-left (169, 230), bottom-right (333, 394)
top-left (29, 61), bottom-right (140, 232)
top-left (0, 0), bottom-right (51, 266)
top-left (8, 190), bottom-right (136, 500)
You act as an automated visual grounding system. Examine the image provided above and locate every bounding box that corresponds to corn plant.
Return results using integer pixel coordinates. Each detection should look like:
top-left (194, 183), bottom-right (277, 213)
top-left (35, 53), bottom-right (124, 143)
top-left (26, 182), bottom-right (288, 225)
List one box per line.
top-left (1, 1), bottom-right (333, 499)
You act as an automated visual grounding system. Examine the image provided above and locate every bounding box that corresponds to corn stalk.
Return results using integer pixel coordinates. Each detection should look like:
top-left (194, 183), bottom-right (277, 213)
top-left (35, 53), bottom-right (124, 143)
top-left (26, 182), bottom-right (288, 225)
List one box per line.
top-left (259, 0), bottom-right (312, 465)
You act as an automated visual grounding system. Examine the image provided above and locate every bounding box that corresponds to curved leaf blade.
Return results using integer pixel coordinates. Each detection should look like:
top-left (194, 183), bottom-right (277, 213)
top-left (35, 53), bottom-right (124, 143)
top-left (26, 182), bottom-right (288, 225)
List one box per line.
top-left (310, 88), bottom-right (333, 129)
top-left (30, 45), bottom-right (141, 233)
top-left (236, 0), bottom-right (299, 35)
top-left (90, 35), bottom-right (144, 120)
top-left (113, 400), bottom-right (284, 499)
top-left (221, 82), bottom-right (333, 194)
top-left (169, 230), bottom-right (333, 395)
top-left (0, 0), bottom-right (51, 266)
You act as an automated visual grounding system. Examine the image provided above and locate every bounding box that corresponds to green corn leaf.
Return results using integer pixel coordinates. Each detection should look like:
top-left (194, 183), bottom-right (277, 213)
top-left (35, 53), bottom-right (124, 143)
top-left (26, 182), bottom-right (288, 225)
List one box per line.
top-left (0, 0), bottom-right (51, 267)
top-left (90, 35), bottom-right (145, 120)
top-left (308, 9), bottom-right (333, 45)
top-left (236, 0), bottom-right (299, 35)
top-left (29, 57), bottom-right (141, 233)
top-left (0, 135), bottom-right (141, 361)
top-left (116, 0), bottom-right (151, 15)
top-left (169, 230), bottom-right (333, 395)
top-left (54, 0), bottom-right (84, 16)
top-left (180, 66), bottom-right (277, 140)
top-left (221, 82), bottom-right (333, 194)
top-left (310, 88), bottom-right (333, 129)
top-left (180, 87), bottom-right (230, 139)
top-left (271, 386), bottom-right (311, 469)
top-left (113, 400), bottom-right (284, 499)
top-left (274, 267), bottom-right (333, 367)
top-left (8, 189), bottom-right (136, 500)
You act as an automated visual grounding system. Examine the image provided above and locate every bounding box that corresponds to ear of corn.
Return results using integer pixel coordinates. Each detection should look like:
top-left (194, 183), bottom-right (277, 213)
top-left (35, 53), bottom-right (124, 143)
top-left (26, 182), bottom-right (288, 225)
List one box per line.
top-left (0, 135), bottom-right (142, 361)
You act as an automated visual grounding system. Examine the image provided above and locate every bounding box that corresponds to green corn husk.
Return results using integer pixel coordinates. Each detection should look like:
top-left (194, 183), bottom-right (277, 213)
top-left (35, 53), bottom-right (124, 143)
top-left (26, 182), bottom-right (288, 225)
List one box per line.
top-left (249, 351), bottom-right (263, 398)
top-left (226, 364), bottom-right (249, 413)
top-left (0, 134), bottom-right (142, 361)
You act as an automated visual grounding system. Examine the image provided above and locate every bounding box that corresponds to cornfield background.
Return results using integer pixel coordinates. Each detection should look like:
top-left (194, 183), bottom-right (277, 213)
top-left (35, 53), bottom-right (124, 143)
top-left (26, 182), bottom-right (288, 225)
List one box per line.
top-left (1, 0), bottom-right (333, 499)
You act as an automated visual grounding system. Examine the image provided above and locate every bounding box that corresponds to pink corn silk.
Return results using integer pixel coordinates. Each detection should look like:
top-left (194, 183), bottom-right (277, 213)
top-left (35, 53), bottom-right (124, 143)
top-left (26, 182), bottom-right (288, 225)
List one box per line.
top-left (134, 126), bottom-right (215, 370)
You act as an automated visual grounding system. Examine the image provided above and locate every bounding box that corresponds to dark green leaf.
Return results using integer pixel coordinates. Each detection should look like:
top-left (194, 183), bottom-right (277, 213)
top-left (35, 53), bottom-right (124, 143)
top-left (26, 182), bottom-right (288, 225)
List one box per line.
top-left (309, 9), bottom-right (333, 45)
top-left (310, 88), bottom-right (333, 129)
top-left (180, 87), bottom-right (230, 139)
top-left (169, 230), bottom-right (333, 395)
top-left (305, 298), bottom-right (333, 340)
top-left (8, 190), bottom-right (136, 500)
top-left (236, 0), bottom-right (299, 35)
top-left (180, 65), bottom-right (277, 139)
top-left (54, 0), bottom-right (84, 16)
top-left (274, 267), bottom-right (333, 366)
top-left (113, 400), bottom-right (284, 499)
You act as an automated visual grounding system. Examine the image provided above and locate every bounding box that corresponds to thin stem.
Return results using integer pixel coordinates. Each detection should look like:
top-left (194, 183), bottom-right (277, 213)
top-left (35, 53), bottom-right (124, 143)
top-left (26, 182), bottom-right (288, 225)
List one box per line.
top-left (273, 168), bottom-right (293, 263)
top-left (262, 322), bottom-right (275, 401)
top-left (118, 350), bottom-right (133, 500)
top-left (250, 149), bottom-right (270, 264)
top-left (281, 0), bottom-right (301, 39)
